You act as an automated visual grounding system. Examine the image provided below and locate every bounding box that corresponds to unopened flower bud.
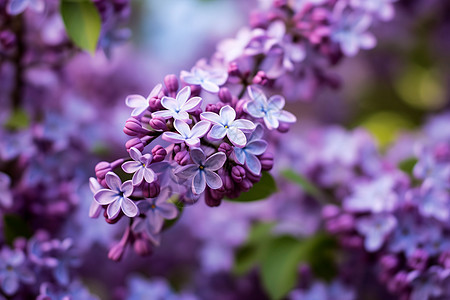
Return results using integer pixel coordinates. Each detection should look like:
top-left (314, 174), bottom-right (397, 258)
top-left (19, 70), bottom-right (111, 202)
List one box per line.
top-left (151, 145), bottom-right (167, 162)
top-left (95, 159), bottom-right (124, 180)
top-left (142, 181), bottom-right (160, 198)
top-left (175, 150), bottom-right (191, 166)
top-left (149, 117), bottom-right (167, 131)
top-left (231, 165), bottom-right (246, 183)
top-left (277, 123), bottom-right (290, 133)
top-left (205, 188), bottom-right (222, 207)
top-left (190, 84), bottom-right (202, 97)
top-left (260, 153), bottom-right (274, 171)
top-left (164, 74), bottom-right (179, 94)
top-left (149, 98), bottom-right (163, 111)
top-left (133, 234), bottom-right (153, 256)
top-left (228, 62), bottom-right (241, 77)
top-left (218, 142), bottom-right (233, 156)
top-left (239, 178), bottom-right (253, 192)
top-left (124, 117), bottom-right (149, 137)
top-left (218, 87), bottom-right (232, 103)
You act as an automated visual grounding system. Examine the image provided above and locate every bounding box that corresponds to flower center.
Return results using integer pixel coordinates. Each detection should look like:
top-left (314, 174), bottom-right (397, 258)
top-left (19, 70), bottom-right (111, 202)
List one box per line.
top-left (199, 165), bottom-right (204, 170)
top-left (151, 204), bottom-right (156, 209)
top-left (224, 125), bottom-right (229, 128)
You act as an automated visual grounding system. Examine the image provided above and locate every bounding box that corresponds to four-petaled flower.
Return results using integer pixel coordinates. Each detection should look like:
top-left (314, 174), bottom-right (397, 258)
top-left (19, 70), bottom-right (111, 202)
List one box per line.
top-left (234, 125), bottom-right (267, 175)
top-left (0, 247), bottom-right (34, 296)
top-left (122, 147), bottom-right (157, 186)
top-left (7, 0), bottom-right (44, 16)
top-left (94, 172), bottom-right (139, 219)
top-left (162, 120), bottom-right (210, 147)
top-left (125, 84), bottom-right (162, 117)
top-left (356, 213), bottom-right (397, 252)
top-left (201, 105), bottom-right (256, 148)
top-left (245, 86), bottom-right (296, 130)
top-left (174, 148), bottom-right (226, 194)
top-left (181, 66), bottom-right (228, 93)
top-left (152, 86), bottom-right (202, 122)
top-left (133, 188), bottom-right (178, 237)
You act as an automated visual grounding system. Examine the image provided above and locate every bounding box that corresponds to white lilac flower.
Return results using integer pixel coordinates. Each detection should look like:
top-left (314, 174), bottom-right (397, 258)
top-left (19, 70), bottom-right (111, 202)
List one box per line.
top-left (356, 213), bottom-right (397, 252)
top-left (245, 86), bottom-right (296, 130)
top-left (133, 188), bottom-right (178, 237)
top-left (217, 28), bottom-right (258, 62)
top-left (6, 0), bottom-right (44, 16)
top-left (0, 172), bottom-right (12, 208)
top-left (125, 84), bottom-right (162, 117)
top-left (94, 172), bottom-right (138, 219)
top-left (122, 147), bottom-right (157, 186)
top-left (233, 125), bottom-right (267, 175)
top-left (162, 120), bottom-right (210, 147)
top-left (152, 86), bottom-right (202, 122)
top-left (181, 66), bottom-right (228, 93)
top-left (88, 177), bottom-right (102, 218)
top-left (201, 105), bottom-right (256, 148)
top-left (174, 148), bottom-right (226, 195)
top-left (330, 3), bottom-right (376, 57)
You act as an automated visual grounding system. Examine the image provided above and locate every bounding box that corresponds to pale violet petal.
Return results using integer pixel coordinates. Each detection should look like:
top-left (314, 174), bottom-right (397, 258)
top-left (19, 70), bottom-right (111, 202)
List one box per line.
top-left (182, 74), bottom-right (202, 85)
top-left (89, 177), bottom-right (102, 194)
top-left (94, 189), bottom-right (118, 205)
top-left (174, 111), bottom-right (190, 121)
top-left (107, 200), bottom-right (121, 219)
top-left (6, 0), bottom-right (28, 15)
top-left (204, 170), bottom-right (223, 190)
top-left (234, 148), bottom-right (246, 165)
top-left (89, 200), bottom-right (102, 218)
top-left (247, 86), bottom-right (268, 106)
top-left (125, 94), bottom-right (147, 109)
top-left (129, 147), bottom-right (142, 162)
top-left (181, 96), bottom-right (202, 112)
top-left (152, 110), bottom-right (175, 119)
top-left (232, 119), bottom-right (256, 132)
top-left (245, 153), bottom-right (262, 175)
top-left (162, 132), bottom-right (186, 144)
top-left (122, 180), bottom-right (134, 197)
top-left (190, 148), bottom-right (206, 165)
top-left (157, 203), bottom-right (178, 220)
top-left (192, 171), bottom-right (206, 194)
top-left (365, 234), bottom-right (383, 252)
top-left (105, 172), bottom-right (122, 191)
top-left (122, 161), bottom-right (142, 174)
top-left (185, 137), bottom-right (201, 147)
top-left (200, 112), bottom-right (222, 124)
top-left (204, 152), bottom-right (227, 171)
top-left (173, 119), bottom-right (191, 138)
top-left (264, 113), bottom-right (280, 130)
top-left (200, 81), bottom-right (220, 93)
top-left (190, 120), bottom-right (210, 139)
top-left (267, 95), bottom-right (285, 111)
top-left (161, 96), bottom-right (179, 111)
top-left (176, 86), bottom-right (191, 106)
top-left (148, 83), bottom-right (162, 98)
top-left (174, 164), bottom-right (199, 179)
top-left (277, 110), bottom-right (297, 123)
top-left (28, 0), bottom-right (44, 12)
top-left (147, 210), bottom-right (164, 233)
top-left (227, 127), bottom-right (247, 148)
top-left (143, 168), bottom-right (156, 183)
top-left (246, 140), bottom-right (267, 155)
top-left (209, 124), bottom-right (227, 140)
top-left (155, 188), bottom-right (172, 205)
top-left (132, 168), bottom-right (144, 186)
top-left (121, 197), bottom-right (139, 217)
top-left (131, 106), bottom-right (148, 117)
top-left (220, 105), bottom-right (236, 125)
top-left (245, 101), bottom-right (265, 118)
top-left (2, 273), bottom-right (19, 295)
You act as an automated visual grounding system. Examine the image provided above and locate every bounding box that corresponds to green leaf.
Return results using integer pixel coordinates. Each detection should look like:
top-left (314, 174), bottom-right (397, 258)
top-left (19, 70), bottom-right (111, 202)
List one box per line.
top-left (398, 157), bottom-right (418, 176)
top-left (4, 109), bottom-right (30, 130)
top-left (281, 169), bottom-right (322, 198)
top-left (261, 236), bottom-right (304, 300)
top-left (227, 172), bottom-right (277, 202)
top-left (60, 0), bottom-right (101, 53)
top-left (3, 214), bottom-right (32, 245)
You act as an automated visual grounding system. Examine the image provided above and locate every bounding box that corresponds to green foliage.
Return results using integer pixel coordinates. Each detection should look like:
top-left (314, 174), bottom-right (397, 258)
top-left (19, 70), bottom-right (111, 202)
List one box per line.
top-left (234, 221), bottom-right (338, 300)
top-left (4, 109), bottom-right (30, 130)
top-left (60, 0), bottom-right (101, 53)
top-left (398, 157), bottom-right (418, 176)
top-left (3, 214), bottom-right (32, 245)
top-left (227, 172), bottom-right (277, 202)
top-left (281, 169), bottom-right (322, 198)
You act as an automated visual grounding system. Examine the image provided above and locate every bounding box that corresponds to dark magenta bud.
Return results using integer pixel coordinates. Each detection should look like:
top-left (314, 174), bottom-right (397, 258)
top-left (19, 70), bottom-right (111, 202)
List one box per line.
top-left (231, 165), bottom-right (246, 183)
top-left (277, 123), bottom-right (291, 133)
top-left (205, 103), bottom-right (224, 114)
top-left (149, 98), bottom-right (163, 111)
top-left (124, 117), bottom-right (149, 137)
top-left (149, 117), bottom-right (167, 131)
top-left (0, 30), bottom-right (16, 50)
top-left (245, 170), bottom-right (261, 183)
top-left (408, 249), bottom-right (428, 271)
top-left (218, 87), bottom-right (232, 103)
top-left (252, 70), bottom-right (270, 86)
top-left (175, 150), bottom-right (190, 166)
top-left (142, 181), bottom-right (160, 198)
top-left (95, 159), bottom-right (124, 180)
top-left (151, 145), bottom-right (167, 162)
top-left (164, 74), bottom-right (179, 94)
top-left (380, 255), bottom-right (398, 272)
top-left (260, 152), bottom-right (274, 171)
top-left (234, 99), bottom-right (246, 118)
top-left (126, 138), bottom-right (145, 152)
top-left (228, 62), bottom-right (241, 77)
top-left (190, 84), bottom-right (202, 97)
top-left (205, 188), bottom-right (222, 207)
top-left (239, 178), bottom-right (253, 192)
top-left (219, 169), bottom-right (234, 190)
top-left (218, 142), bottom-right (233, 156)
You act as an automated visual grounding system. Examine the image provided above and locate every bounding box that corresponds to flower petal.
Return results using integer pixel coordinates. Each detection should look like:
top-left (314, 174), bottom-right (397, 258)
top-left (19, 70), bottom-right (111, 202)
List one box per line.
top-left (105, 172), bottom-right (122, 191)
top-left (94, 189), bottom-right (118, 205)
top-left (264, 113), bottom-right (279, 130)
top-left (234, 147), bottom-right (246, 165)
top-left (149, 83), bottom-right (162, 98)
top-left (204, 170), bottom-right (223, 190)
top-left (129, 147), bottom-right (142, 162)
top-left (220, 105), bottom-right (236, 125)
top-left (204, 152), bottom-right (227, 171)
top-left (190, 120), bottom-right (211, 138)
top-left (246, 140), bottom-right (267, 155)
top-left (89, 177), bottom-right (102, 194)
top-left (201, 80), bottom-right (220, 93)
top-left (276, 110), bottom-right (297, 123)
top-left (157, 203), bottom-right (178, 220)
top-left (147, 210), bottom-right (164, 233)
top-left (121, 161), bottom-right (142, 174)
top-left (209, 124), bottom-right (227, 140)
top-left (247, 86), bottom-right (268, 106)
top-left (245, 153), bottom-right (262, 175)
top-left (176, 86), bottom-right (191, 106)
top-left (122, 180), bottom-right (134, 198)
top-left (200, 112), bottom-right (222, 124)
top-left (6, 0), bottom-right (28, 15)
top-left (107, 199), bottom-right (121, 219)
top-left (182, 74), bottom-right (202, 85)
top-left (152, 110), bottom-right (175, 119)
top-left (245, 101), bottom-right (265, 118)
top-left (227, 127), bottom-right (247, 148)
top-left (143, 168), bottom-right (156, 183)
top-left (190, 148), bottom-right (206, 165)
top-left (232, 119), bottom-right (256, 132)
top-left (132, 168), bottom-right (144, 186)
top-left (173, 119), bottom-right (191, 138)
top-left (192, 171), bottom-right (206, 194)
top-left (185, 137), bottom-right (201, 147)
top-left (121, 197), bottom-right (139, 217)
top-left (125, 94), bottom-right (147, 109)
top-left (89, 200), bottom-right (102, 218)
top-left (162, 132), bottom-right (186, 144)
top-left (181, 96), bottom-right (202, 112)
top-left (174, 164), bottom-right (199, 179)
top-left (267, 95), bottom-right (285, 111)
top-left (161, 96), bottom-right (178, 111)
top-left (2, 273), bottom-right (19, 295)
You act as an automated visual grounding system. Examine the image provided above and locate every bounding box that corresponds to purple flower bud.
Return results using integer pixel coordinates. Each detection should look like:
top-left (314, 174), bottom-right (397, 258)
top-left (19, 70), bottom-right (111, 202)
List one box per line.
top-left (173, 143), bottom-right (184, 154)
top-left (164, 74), bottom-right (179, 94)
top-left (123, 117), bottom-right (150, 137)
top-left (260, 152), bottom-right (274, 171)
top-left (205, 103), bottom-right (224, 114)
top-left (380, 254), bottom-right (398, 272)
top-left (142, 181), bottom-right (160, 198)
top-left (0, 30), bottom-right (16, 50)
top-left (231, 165), bottom-right (246, 183)
top-left (133, 233), bottom-right (153, 256)
top-left (108, 227), bottom-right (130, 262)
top-left (249, 11), bottom-right (268, 28)
top-left (104, 209), bottom-right (122, 224)
top-left (277, 123), bottom-right (291, 133)
top-left (218, 87), bottom-right (232, 103)
top-left (218, 142), bottom-right (233, 156)
top-left (228, 62), bottom-right (241, 77)
top-left (174, 150), bottom-right (191, 166)
top-left (252, 71), bottom-right (272, 87)
top-left (273, 0), bottom-right (287, 8)
top-left (234, 99), bottom-right (246, 118)
top-left (246, 170), bottom-right (261, 183)
top-left (321, 205), bottom-right (340, 219)
top-left (95, 159), bottom-right (124, 180)
top-left (408, 249), bottom-right (428, 271)
top-left (388, 271), bottom-right (408, 294)
top-left (151, 145), bottom-right (166, 162)
top-left (126, 138), bottom-right (145, 152)
top-left (149, 117), bottom-right (167, 131)
top-left (219, 169), bottom-right (234, 190)
top-left (205, 188), bottom-right (222, 207)
top-left (149, 98), bottom-right (163, 111)
top-left (434, 142), bottom-right (450, 162)
top-left (190, 84), bottom-right (202, 97)
top-left (239, 178), bottom-right (253, 192)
